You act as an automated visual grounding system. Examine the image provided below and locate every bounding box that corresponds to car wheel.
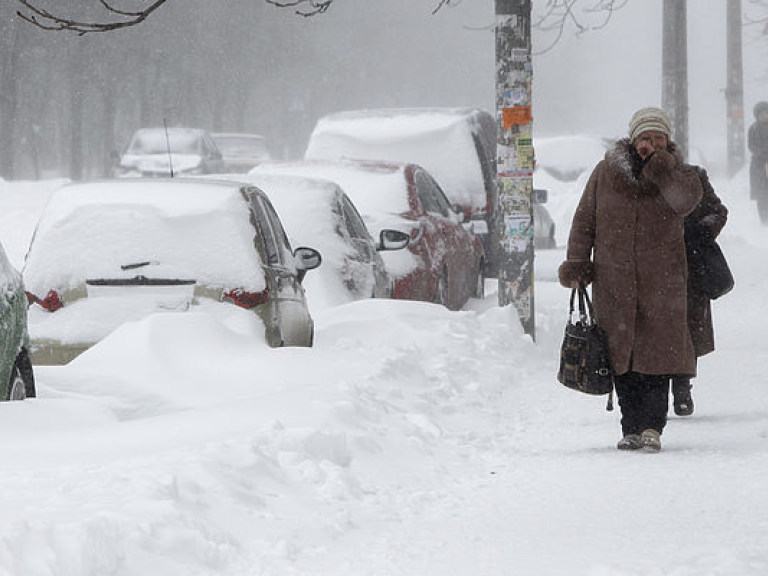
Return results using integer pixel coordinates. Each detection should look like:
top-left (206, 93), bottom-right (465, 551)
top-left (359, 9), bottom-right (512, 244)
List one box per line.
top-left (475, 265), bottom-right (485, 299)
top-left (434, 269), bottom-right (448, 307)
top-left (6, 365), bottom-right (25, 401)
top-left (18, 348), bottom-right (35, 398)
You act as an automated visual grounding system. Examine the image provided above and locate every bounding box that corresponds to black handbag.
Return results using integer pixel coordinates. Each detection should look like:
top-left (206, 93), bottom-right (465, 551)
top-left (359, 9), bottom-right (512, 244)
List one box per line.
top-left (687, 239), bottom-right (734, 300)
top-left (557, 286), bottom-right (614, 398)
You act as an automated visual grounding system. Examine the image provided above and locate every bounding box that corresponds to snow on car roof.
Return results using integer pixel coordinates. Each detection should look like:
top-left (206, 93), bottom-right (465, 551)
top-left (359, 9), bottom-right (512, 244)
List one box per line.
top-left (23, 179), bottom-right (267, 295)
top-left (252, 160), bottom-right (413, 237)
top-left (213, 172), bottom-right (350, 262)
top-left (305, 108), bottom-right (487, 210)
top-left (235, 173), bottom-right (340, 238)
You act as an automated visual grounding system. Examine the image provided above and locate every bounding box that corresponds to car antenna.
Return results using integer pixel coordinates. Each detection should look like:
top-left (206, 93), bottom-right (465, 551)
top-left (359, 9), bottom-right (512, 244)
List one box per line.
top-left (163, 118), bottom-right (174, 178)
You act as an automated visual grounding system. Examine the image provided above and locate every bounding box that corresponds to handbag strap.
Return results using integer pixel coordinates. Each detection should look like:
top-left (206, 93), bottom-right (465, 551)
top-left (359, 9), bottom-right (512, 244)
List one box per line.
top-left (569, 285), bottom-right (596, 324)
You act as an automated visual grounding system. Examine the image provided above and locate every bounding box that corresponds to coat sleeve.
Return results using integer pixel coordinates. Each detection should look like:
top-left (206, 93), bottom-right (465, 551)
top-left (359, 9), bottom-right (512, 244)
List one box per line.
top-left (558, 163), bottom-right (599, 288)
top-left (685, 167), bottom-right (728, 243)
top-left (642, 149), bottom-right (703, 217)
top-left (748, 122), bottom-right (768, 159)
top-left (749, 123), bottom-right (758, 155)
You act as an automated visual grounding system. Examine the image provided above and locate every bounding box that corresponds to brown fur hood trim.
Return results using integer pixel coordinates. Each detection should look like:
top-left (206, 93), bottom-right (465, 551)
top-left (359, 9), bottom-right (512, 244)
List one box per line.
top-left (603, 138), bottom-right (682, 191)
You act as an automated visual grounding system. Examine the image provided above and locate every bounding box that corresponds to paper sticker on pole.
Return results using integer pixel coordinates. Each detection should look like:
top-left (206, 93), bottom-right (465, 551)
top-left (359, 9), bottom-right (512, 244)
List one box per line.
top-left (503, 106), bottom-right (533, 129)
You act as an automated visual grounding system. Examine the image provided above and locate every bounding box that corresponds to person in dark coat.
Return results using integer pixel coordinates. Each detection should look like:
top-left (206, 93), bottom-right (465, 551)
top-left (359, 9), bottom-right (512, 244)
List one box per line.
top-left (559, 107), bottom-right (703, 452)
top-left (670, 171), bottom-right (728, 416)
top-left (748, 101), bottom-right (768, 223)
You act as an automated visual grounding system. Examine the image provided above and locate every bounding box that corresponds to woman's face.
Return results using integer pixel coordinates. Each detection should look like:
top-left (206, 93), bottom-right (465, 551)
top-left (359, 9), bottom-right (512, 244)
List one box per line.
top-left (633, 130), bottom-right (669, 160)
top-left (759, 111), bottom-right (768, 123)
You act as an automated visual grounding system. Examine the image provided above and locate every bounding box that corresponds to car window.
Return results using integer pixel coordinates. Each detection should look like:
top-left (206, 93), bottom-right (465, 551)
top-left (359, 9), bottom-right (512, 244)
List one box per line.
top-left (204, 136), bottom-right (221, 157)
top-left (127, 131), bottom-right (202, 155)
top-left (473, 133), bottom-right (497, 199)
top-left (340, 196), bottom-right (372, 241)
top-left (262, 197), bottom-right (294, 266)
top-left (414, 170), bottom-right (451, 218)
top-left (248, 194), bottom-right (285, 266)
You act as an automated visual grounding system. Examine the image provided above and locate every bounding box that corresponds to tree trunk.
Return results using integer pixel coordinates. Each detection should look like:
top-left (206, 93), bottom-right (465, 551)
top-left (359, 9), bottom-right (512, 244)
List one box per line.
top-left (102, 81), bottom-right (117, 177)
top-left (662, 0), bottom-right (688, 161)
top-left (68, 50), bottom-right (85, 180)
top-left (726, 0), bottom-right (746, 176)
top-left (0, 24), bottom-right (20, 179)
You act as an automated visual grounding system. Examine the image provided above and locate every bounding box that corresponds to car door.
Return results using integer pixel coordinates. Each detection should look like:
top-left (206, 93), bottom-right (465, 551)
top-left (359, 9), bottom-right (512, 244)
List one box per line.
top-left (247, 191), bottom-right (314, 346)
top-left (338, 194), bottom-right (387, 298)
top-left (0, 246), bottom-right (25, 396)
top-left (413, 168), bottom-right (477, 309)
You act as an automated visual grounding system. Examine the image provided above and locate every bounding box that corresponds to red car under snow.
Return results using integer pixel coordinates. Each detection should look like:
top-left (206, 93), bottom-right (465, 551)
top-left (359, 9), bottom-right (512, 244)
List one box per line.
top-left (253, 158), bottom-right (485, 311)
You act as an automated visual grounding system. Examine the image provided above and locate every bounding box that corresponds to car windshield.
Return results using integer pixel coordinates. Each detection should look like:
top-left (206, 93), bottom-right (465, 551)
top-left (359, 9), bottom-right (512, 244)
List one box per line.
top-left (214, 136), bottom-right (267, 156)
top-left (126, 131), bottom-right (203, 155)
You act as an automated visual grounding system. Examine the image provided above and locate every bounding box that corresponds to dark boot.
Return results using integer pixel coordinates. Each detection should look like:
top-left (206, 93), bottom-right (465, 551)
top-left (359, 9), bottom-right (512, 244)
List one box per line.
top-left (672, 377), bottom-right (694, 416)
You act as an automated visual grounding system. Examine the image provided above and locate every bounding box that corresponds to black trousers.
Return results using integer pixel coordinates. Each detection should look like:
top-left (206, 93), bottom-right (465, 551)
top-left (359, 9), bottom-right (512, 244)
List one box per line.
top-left (614, 371), bottom-right (670, 436)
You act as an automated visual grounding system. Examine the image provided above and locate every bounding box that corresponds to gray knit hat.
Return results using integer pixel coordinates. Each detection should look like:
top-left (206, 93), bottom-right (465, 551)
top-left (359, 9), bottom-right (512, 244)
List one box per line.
top-left (628, 107), bottom-right (672, 141)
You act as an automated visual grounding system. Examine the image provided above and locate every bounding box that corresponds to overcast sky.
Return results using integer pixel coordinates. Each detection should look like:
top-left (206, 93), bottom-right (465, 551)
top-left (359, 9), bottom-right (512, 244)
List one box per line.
top-left (412, 0), bottom-right (768, 172)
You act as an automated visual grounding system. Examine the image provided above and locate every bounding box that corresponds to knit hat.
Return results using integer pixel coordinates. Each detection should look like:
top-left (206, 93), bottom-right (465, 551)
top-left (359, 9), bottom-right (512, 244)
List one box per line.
top-left (628, 107), bottom-right (672, 141)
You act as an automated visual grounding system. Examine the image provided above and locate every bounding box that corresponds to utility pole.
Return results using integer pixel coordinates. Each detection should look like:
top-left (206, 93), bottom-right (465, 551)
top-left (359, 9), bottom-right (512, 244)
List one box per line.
top-left (726, 0), bottom-right (746, 176)
top-left (662, 0), bottom-right (688, 160)
top-left (495, 0), bottom-right (535, 339)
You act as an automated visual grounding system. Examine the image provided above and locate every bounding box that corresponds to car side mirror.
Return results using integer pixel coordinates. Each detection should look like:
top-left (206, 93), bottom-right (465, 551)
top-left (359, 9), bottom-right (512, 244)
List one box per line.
top-left (294, 246), bottom-right (322, 283)
top-left (532, 188), bottom-right (548, 204)
top-left (451, 204), bottom-right (466, 223)
top-left (377, 229), bottom-right (410, 251)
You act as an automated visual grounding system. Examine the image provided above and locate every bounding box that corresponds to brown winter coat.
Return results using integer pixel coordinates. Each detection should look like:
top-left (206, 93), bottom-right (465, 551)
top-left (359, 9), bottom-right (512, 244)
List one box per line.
top-left (685, 167), bottom-right (728, 357)
top-left (559, 140), bottom-right (703, 376)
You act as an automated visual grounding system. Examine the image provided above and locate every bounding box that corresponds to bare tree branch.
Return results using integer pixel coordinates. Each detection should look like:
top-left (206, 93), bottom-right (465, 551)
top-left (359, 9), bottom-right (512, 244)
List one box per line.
top-left (533, 0), bottom-right (628, 54)
top-left (264, 0), bottom-right (333, 17)
top-left (16, 0), bottom-right (169, 34)
top-left (15, 0), bottom-right (453, 34)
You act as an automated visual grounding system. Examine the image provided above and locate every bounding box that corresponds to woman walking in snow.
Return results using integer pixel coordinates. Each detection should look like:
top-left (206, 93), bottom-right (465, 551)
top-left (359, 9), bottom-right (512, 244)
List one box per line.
top-left (558, 107), bottom-right (703, 452)
top-left (670, 171), bottom-right (728, 417)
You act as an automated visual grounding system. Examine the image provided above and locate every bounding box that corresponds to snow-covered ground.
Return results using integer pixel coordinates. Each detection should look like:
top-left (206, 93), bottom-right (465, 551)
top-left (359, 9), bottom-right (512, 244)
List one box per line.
top-left (0, 157), bottom-right (766, 575)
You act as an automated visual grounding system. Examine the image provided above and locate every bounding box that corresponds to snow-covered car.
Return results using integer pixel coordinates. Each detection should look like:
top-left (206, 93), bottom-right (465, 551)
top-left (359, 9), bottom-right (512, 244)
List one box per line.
top-left (23, 179), bottom-right (322, 364)
top-left (112, 127), bottom-right (226, 177)
top-left (0, 241), bottom-right (35, 400)
top-left (253, 159), bottom-right (485, 311)
top-left (304, 108), bottom-right (500, 275)
top-left (212, 133), bottom-right (272, 173)
top-left (215, 173), bottom-right (410, 311)
top-left (533, 189), bottom-right (556, 250)
top-left (534, 135), bottom-right (610, 182)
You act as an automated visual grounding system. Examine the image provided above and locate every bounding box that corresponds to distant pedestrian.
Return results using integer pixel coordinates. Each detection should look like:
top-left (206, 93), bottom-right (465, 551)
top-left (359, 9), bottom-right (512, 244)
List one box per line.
top-left (559, 107), bottom-right (703, 452)
top-left (671, 169), bottom-right (728, 416)
top-left (748, 101), bottom-right (768, 223)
